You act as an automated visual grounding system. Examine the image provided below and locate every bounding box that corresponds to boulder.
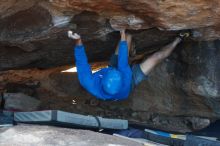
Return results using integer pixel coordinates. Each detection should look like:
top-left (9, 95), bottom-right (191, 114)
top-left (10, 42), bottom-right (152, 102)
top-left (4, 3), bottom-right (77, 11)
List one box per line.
top-left (0, 0), bottom-right (220, 70)
top-left (0, 0), bottom-right (220, 133)
top-left (0, 124), bottom-right (142, 146)
top-left (3, 93), bottom-right (40, 111)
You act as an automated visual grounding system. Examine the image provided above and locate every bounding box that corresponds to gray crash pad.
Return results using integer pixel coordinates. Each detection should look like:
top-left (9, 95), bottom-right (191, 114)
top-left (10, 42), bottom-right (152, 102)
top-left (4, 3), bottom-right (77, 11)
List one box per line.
top-left (14, 110), bottom-right (128, 130)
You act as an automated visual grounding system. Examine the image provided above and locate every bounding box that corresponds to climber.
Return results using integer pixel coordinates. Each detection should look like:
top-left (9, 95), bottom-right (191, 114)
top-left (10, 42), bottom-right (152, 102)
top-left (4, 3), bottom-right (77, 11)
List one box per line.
top-left (68, 30), bottom-right (189, 101)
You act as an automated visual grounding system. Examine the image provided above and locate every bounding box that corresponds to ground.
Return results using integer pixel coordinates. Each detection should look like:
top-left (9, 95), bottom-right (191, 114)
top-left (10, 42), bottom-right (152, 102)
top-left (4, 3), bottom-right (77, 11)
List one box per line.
top-left (0, 124), bottom-right (142, 146)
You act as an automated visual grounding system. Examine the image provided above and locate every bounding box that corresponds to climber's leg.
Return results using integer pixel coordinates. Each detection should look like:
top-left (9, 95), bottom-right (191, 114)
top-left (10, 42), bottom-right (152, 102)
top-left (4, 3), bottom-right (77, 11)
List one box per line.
top-left (130, 32), bottom-right (190, 88)
top-left (130, 37), bottom-right (181, 89)
top-left (140, 37), bottom-right (182, 76)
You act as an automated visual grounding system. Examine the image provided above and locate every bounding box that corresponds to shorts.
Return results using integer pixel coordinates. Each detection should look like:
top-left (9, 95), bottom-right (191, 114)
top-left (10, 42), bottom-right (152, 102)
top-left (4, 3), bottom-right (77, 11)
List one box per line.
top-left (109, 55), bottom-right (148, 89)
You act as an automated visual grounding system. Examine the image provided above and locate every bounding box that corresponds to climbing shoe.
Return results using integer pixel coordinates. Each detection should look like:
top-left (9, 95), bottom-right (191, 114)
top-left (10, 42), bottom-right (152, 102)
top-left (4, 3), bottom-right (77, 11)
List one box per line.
top-left (179, 31), bottom-right (190, 40)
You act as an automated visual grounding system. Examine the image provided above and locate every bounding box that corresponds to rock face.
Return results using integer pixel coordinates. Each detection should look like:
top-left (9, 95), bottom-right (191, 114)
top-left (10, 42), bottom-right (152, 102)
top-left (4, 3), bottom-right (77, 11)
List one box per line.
top-left (4, 93), bottom-right (40, 111)
top-left (0, 62), bottom-right (217, 133)
top-left (0, 0), bottom-right (220, 133)
top-left (0, 125), bottom-right (142, 146)
top-left (0, 0), bottom-right (220, 70)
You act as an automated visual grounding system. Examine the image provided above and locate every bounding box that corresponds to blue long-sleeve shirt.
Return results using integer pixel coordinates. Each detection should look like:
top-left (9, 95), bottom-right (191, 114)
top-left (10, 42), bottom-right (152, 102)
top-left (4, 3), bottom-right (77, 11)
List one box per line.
top-left (74, 41), bottom-right (132, 100)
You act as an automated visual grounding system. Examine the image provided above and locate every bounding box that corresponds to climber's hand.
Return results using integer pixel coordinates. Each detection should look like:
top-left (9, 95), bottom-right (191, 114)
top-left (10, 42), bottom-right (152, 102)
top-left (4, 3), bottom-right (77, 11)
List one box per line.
top-left (120, 30), bottom-right (126, 41)
top-left (68, 31), bottom-right (82, 45)
top-left (68, 31), bottom-right (81, 40)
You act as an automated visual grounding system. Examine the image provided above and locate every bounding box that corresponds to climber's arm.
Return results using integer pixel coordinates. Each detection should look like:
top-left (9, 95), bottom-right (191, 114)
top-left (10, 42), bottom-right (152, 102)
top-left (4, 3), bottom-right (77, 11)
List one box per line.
top-left (114, 32), bottom-right (132, 55)
top-left (68, 31), bottom-right (94, 90)
top-left (118, 30), bottom-right (130, 70)
top-left (74, 40), bottom-right (94, 89)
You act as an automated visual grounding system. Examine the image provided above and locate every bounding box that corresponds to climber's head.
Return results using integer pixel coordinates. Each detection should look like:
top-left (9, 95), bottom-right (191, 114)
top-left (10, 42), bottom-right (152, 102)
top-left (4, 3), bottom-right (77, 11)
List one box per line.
top-left (102, 68), bottom-right (122, 95)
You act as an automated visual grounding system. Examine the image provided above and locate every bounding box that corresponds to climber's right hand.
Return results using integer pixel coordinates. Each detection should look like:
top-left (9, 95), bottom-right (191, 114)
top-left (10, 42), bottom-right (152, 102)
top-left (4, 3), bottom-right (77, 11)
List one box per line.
top-left (67, 31), bottom-right (81, 40)
top-left (68, 31), bottom-right (82, 45)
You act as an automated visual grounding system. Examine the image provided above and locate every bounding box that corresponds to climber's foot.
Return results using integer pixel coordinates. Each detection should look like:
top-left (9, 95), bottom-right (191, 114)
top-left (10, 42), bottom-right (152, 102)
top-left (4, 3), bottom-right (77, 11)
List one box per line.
top-left (179, 31), bottom-right (190, 40)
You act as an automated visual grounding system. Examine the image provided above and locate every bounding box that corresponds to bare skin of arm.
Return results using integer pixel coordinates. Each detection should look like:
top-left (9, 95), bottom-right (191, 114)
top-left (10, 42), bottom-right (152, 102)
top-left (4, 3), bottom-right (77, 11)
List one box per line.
top-left (140, 37), bottom-right (182, 75)
top-left (75, 39), bottom-right (83, 45)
